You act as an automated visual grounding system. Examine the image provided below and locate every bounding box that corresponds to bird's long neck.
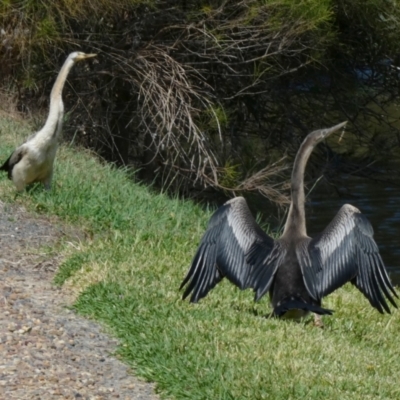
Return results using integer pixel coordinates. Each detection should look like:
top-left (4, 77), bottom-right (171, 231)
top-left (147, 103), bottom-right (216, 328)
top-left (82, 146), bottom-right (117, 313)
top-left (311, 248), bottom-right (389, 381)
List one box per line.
top-left (39, 57), bottom-right (75, 139)
top-left (282, 136), bottom-right (316, 238)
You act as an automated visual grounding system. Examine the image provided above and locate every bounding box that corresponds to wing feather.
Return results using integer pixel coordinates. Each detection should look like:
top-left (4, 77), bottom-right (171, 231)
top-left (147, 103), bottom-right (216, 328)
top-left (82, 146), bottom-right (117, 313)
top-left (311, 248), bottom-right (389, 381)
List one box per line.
top-left (180, 197), bottom-right (280, 303)
top-left (303, 204), bottom-right (397, 313)
top-left (0, 145), bottom-right (28, 179)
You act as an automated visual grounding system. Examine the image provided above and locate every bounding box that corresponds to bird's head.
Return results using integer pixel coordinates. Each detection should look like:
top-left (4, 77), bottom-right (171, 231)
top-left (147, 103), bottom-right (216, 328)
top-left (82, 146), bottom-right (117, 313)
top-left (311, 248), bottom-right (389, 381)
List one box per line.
top-left (308, 121), bottom-right (348, 146)
top-left (69, 52), bottom-right (97, 62)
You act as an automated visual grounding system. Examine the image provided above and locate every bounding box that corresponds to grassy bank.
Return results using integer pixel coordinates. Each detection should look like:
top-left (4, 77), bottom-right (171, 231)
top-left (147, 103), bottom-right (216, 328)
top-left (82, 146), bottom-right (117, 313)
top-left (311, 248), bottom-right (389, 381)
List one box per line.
top-left (0, 116), bottom-right (399, 400)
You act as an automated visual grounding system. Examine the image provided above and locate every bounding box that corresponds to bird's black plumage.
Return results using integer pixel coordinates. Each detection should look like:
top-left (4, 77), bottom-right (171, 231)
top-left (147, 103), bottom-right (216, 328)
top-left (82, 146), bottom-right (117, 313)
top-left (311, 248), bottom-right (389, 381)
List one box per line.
top-left (0, 147), bottom-right (26, 180)
top-left (180, 198), bottom-right (278, 303)
top-left (180, 122), bottom-right (398, 320)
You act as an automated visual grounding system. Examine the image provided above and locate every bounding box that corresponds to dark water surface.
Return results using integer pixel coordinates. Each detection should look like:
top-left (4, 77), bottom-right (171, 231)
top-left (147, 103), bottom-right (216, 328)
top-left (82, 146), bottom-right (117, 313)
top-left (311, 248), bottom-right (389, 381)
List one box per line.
top-left (249, 173), bottom-right (400, 285)
top-left (305, 176), bottom-right (400, 285)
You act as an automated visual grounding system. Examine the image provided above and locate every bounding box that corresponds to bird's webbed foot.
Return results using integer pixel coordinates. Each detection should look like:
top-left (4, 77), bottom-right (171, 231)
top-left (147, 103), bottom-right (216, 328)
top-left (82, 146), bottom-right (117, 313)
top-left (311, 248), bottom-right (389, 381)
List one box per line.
top-left (313, 313), bottom-right (324, 329)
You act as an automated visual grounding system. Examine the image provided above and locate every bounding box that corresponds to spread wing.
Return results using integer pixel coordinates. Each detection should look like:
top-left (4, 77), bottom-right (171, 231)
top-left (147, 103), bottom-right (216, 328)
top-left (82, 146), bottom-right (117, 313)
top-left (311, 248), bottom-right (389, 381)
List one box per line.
top-left (300, 204), bottom-right (398, 313)
top-left (0, 145), bottom-right (28, 179)
top-left (180, 196), bottom-right (285, 303)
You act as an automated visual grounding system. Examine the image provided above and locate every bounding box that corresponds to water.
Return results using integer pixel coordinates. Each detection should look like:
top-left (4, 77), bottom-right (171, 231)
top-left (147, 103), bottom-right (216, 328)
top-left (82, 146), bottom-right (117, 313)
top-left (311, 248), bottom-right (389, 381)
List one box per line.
top-left (249, 173), bottom-right (400, 285)
top-left (305, 176), bottom-right (400, 285)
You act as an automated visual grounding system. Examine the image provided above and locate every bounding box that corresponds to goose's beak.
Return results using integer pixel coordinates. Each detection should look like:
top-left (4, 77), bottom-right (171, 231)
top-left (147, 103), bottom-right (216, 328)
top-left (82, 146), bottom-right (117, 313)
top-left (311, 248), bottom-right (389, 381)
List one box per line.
top-left (76, 53), bottom-right (97, 61)
top-left (321, 121), bottom-right (347, 139)
top-left (83, 53), bottom-right (97, 59)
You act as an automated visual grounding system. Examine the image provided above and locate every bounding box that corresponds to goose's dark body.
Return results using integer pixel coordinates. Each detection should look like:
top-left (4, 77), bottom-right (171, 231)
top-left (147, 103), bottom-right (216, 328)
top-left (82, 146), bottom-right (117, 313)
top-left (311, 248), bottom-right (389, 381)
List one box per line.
top-left (180, 122), bottom-right (398, 320)
top-left (270, 244), bottom-right (332, 318)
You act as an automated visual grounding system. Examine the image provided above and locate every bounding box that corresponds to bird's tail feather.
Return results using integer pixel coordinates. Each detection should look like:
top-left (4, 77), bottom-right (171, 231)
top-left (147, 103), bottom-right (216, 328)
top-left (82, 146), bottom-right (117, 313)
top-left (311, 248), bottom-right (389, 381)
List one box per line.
top-left (273, 298), bottom-right (333, 317)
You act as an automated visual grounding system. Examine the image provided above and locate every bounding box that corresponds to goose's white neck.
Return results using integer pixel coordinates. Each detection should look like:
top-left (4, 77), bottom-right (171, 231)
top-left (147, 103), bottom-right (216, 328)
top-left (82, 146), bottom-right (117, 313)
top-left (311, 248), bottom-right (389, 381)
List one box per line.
top-left (37, 55), bottom-right (76, 141)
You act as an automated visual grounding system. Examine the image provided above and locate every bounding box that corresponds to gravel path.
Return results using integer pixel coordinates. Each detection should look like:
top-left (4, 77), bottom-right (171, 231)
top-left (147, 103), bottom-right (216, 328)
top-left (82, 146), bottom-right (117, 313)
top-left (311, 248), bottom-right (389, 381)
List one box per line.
top-left (0, 201), bottom-right (160, 400)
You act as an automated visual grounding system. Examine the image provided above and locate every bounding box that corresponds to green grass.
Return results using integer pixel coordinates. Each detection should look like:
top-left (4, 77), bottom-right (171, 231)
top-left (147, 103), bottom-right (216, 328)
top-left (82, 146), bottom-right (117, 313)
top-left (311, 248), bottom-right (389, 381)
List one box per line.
top-left (1, 116), bottom-right (399, 399)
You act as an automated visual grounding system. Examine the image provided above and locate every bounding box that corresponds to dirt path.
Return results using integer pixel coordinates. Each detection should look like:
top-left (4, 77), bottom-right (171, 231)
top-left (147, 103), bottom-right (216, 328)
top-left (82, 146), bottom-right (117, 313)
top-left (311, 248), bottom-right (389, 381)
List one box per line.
top-left (0, 201), bottom-right (160, 400)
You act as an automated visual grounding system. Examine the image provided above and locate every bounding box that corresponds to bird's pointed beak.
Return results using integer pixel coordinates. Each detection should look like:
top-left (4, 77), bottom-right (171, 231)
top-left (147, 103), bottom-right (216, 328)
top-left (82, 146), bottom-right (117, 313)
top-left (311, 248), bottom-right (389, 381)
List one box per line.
top-left (76, 53), bottom-right (97, 61)
top-left (320, 121), bottom-right (347, 140)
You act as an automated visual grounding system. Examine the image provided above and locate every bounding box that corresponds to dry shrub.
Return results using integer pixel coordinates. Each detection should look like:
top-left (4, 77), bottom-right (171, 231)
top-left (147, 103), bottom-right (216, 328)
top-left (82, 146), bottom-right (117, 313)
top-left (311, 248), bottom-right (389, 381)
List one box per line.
top-left (0, 86), bottom-right (22, 120)
top-left (2, 0), bottom-right (400, 204)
